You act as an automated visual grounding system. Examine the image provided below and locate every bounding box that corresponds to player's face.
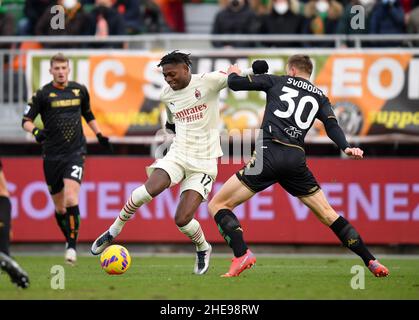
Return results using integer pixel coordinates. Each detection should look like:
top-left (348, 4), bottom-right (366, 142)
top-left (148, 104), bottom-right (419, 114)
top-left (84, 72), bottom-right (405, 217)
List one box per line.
top-left (162, 63), bottom-right (190, 90)
top-left (50, 61), bottom-right (70, 86)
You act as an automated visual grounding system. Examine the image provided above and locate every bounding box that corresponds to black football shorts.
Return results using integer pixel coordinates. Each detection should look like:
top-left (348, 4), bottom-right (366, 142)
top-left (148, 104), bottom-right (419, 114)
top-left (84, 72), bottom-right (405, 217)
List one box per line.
top-left (43, 154), bottom-right (85, 195)
top-left (236, 139), bottom-right (320, 197)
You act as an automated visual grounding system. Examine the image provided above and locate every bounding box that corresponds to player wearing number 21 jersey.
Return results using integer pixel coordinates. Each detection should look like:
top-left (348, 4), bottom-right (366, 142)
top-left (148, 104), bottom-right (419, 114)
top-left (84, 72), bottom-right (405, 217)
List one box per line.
top-left (208, 55), bottom-right (389, 278)
top-left (21, 53), bottom-right (112, 266)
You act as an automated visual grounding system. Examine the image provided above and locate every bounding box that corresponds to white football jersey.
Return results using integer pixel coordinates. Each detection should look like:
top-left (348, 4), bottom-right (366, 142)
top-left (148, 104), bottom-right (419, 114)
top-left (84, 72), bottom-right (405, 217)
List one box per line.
top-left (160, 71), bottom-right (227, 160)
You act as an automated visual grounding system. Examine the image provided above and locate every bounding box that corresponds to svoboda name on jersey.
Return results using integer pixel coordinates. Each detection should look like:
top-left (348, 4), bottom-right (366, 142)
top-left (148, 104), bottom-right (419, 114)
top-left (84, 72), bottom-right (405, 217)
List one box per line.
top-left (286, 78), bottom-right (323, 96)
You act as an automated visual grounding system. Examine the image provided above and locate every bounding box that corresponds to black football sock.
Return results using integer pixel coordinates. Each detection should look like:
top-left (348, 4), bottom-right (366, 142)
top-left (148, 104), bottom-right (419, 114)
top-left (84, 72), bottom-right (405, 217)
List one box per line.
top-left (214, 209), bottom-right (248, 257)
top-left (0, 196), bottom-right (11, 255)
top-left (55, 211), bottom-right (69, 242)
top-left (66, 205), bottom-right (80, 250)
top-left (330, 216), bottom-right (375, 266)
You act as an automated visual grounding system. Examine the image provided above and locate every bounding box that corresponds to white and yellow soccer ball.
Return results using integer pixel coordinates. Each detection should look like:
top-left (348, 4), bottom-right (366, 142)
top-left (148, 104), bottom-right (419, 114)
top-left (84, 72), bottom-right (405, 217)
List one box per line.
top-left (100, 245), bottom-right (131, 275)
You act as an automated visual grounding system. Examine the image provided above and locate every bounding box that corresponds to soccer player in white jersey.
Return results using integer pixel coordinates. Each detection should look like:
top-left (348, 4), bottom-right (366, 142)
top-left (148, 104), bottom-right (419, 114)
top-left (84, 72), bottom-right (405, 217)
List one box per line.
top-left (92, 51), bottom-right (234, 275)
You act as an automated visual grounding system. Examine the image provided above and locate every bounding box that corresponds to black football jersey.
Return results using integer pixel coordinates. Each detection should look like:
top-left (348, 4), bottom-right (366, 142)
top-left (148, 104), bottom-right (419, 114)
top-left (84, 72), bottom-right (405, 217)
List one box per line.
top-left (228, 73), bottom-right (349, 150)
top-left (23, 81), bottom-right (94, 159)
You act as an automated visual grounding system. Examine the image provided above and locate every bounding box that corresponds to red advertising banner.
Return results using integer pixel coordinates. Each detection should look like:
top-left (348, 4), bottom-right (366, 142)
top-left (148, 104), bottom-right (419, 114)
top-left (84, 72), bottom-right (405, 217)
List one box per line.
top-left (2, 157), bottom-right (419, 244)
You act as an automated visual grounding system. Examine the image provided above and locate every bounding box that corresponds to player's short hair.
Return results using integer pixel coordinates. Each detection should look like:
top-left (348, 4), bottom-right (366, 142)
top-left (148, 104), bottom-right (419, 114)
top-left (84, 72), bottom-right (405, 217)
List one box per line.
top-left (287, 55), bottom-right (313, 76)
top-left (50, 53), bottom-right (69, 67)
top-left (157, 50), bottom-right (192, 69)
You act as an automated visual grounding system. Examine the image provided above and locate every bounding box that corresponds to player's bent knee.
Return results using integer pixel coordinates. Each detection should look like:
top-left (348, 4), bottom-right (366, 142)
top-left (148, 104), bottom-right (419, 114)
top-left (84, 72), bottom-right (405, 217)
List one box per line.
top-left (64, 194), bottom-right (79, 207)
top-left (208, 200), bottom-right (234, 216)
top-left (0, 190), bottom-right (9, 197)
top-left (55, 207), bottom-right (66, 214)
top-left (174, 214), bottom-right (192, 227)
top-left (207, 200), bottom-right (218, 216)
top-left (144, 174), bottom-right (170, 197)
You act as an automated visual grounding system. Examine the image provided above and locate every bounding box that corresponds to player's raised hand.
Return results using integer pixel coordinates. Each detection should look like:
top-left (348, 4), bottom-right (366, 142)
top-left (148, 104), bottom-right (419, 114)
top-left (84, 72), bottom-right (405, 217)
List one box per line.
top-left (96, 133), bottom-right (114, 153)
top-left (227, 64), bottom-right (241, 75)
top-left (252, 60), bottom-right (269, 74)
top-left (344, 147), bottom-right (364, 159)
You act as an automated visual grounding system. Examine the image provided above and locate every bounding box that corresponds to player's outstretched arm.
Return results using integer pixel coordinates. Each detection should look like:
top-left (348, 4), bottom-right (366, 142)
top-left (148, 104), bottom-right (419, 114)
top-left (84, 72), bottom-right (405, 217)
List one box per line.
top-left (227, 63), bottom-right (273, 92)
top-left (322, 117), bottom-right (364, 159)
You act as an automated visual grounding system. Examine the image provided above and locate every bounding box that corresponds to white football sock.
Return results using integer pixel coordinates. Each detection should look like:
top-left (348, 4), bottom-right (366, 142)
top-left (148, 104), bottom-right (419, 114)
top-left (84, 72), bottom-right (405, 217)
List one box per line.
top-left (178, 219), bottom-right (210, 252)
top-left (109, 185), bottom-right (152, 237)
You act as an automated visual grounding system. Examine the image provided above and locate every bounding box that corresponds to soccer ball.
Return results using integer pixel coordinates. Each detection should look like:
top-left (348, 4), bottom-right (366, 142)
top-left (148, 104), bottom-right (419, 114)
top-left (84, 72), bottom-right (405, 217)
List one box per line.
top-left (100, 245), bottom-right (131, 275)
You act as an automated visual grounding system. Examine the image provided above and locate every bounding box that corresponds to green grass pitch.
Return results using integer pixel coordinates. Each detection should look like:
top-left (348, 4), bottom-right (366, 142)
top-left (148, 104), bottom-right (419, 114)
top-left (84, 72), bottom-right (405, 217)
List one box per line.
top-left (0, 256), bottom-right (418, 300)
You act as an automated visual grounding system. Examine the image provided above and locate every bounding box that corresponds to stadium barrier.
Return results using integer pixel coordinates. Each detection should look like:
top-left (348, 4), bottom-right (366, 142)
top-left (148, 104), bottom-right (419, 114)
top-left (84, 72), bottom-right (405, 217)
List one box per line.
top-left (4, 157), bottom-right (419, 244)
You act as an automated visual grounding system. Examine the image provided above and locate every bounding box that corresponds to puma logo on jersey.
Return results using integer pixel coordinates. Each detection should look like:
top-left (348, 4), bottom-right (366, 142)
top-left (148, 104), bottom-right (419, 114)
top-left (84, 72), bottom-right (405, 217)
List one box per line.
top-left (284, 126), bottom-right (302, 138)
top-left (49, 92), bottom-right (57, 97)
top-left (72, 89), bottom-right (80, 97)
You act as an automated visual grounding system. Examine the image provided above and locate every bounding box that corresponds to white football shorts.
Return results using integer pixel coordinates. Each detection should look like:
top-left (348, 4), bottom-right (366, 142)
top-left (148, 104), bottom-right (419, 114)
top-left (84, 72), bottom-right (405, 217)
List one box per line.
top-left (146, 146), bottom-right (217, 201)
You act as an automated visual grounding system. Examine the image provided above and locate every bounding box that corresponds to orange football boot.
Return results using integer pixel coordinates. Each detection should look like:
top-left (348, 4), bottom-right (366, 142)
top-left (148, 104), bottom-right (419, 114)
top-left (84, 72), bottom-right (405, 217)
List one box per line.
top-left (368, 260), bottom-right (389, 277)
top-left (222, 249), bottom-right (256, 277)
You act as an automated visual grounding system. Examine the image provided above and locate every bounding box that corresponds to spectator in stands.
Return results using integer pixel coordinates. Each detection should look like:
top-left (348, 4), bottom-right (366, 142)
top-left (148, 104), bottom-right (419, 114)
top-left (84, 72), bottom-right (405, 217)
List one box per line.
top-left (211, 0), bottom-right (260, 48)
top-left (249, 0), bottom-right (272, 14)
top-left (407, 4), bottom-right (419, 46)
top-left (19, 0), bottom-right (55, 35)
top-left (219, 0), bottom-right (271, 14)
top-left (113, 0), bottom-right (141, 34)
top-left (0, 5), bottom-right (15, 41)
top-left (155, 0), bottom-right (185, 32)
top-left (369, 0), bottom-right (405, 46)
top-left (140, 0), bottom-right (171, 33)
top-left (259, 0), bottom-right (304, 47)
top-left (302, 0), bottom-right (343, 46)
top-left (35, 0), bottom-right (89, 47)
top-left (0, 5), bottom-right (15, 69)
top-left (87, 0), bottom-right (126, 47)
top-left (399, 0), bottom-right (419, 13)
top-left (336, 0), bottom-right (375, 46)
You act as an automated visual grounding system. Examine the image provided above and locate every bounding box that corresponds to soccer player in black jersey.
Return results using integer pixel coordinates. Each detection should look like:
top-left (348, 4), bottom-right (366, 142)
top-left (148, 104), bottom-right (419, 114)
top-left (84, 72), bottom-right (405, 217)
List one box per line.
top-left (208, 55), bottom-right (389, 278)
top-left (21, 53), bottom-right (112, 266)
top-left (0, 160), bottom-right (30, 288)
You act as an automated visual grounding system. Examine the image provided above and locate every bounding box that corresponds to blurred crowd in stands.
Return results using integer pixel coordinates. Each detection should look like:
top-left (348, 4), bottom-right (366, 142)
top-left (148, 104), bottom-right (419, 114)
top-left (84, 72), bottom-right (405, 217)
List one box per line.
top-left (0, 0), bottom-right (418, 48)
top-left (212, 0), bottom-right (419, 47)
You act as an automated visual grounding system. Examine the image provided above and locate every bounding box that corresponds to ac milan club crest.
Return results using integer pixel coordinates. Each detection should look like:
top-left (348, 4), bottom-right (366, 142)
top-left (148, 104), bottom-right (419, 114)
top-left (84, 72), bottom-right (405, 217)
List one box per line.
top-left (195, 89), bottom-right (201, 100)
